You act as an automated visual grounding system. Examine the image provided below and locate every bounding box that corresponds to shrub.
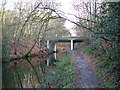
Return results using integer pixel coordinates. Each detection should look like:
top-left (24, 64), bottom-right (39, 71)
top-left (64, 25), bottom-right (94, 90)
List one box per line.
top-left (44, 52), bottom-right (76, 88)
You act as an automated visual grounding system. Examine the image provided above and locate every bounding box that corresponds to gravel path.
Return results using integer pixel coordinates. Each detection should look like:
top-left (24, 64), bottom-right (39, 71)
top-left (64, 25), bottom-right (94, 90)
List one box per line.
top-left (73, 50), bottom-right (103, 88)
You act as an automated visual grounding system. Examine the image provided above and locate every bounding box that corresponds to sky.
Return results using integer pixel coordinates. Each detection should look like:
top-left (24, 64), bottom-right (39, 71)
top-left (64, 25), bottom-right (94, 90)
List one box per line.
top-left (58, 0), bottom-right (77, 36)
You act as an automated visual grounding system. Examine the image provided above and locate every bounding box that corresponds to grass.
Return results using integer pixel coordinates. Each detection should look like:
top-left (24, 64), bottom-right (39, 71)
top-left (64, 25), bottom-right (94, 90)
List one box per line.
top-left (81, 47), bottom-right (97, 55)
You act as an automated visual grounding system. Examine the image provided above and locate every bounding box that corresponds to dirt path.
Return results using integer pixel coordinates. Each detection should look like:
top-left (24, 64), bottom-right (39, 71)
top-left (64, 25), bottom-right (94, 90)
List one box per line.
top-left (73, 50), bottom-right (103, 88)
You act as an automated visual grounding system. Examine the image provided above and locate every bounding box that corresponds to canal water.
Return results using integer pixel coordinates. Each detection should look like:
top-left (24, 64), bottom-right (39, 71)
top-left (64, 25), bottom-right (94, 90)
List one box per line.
top-left (2, 51), bottom-right (68, 88)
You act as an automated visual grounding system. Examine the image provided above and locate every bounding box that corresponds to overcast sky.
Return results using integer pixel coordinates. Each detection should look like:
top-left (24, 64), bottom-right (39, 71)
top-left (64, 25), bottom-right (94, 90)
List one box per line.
top-left (58, 0), bottom-right (77, 36)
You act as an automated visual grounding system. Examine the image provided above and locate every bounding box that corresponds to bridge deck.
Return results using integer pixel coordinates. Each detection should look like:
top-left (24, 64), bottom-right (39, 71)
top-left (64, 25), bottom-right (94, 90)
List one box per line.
top-left (46, 36), bottom-right (87, 40)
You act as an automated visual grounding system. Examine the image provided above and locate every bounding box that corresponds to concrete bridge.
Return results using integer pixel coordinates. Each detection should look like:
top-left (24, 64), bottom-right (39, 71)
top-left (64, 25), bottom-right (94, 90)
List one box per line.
top-left (46, 36), bottom-right (85, 52)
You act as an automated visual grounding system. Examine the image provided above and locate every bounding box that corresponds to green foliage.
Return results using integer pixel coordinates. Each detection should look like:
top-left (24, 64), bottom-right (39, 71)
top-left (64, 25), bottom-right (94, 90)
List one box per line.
top-left (82, 47), bottom-right (95, 55)
top-left (82, 39), bottom-right (120, 87)
top-left (104, 82), bottom-right (116, 88)
top-left (44, 52), bottom-right (76, 88)
top-left (94, 2), bottom-right (119, 41)
top-left (82, 39), bottom-right (104, 55)
top-left (82, 2), bottom-right (120, 87)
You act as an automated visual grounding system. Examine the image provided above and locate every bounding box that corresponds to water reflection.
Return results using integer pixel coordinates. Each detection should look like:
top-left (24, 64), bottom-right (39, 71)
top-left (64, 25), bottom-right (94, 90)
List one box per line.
top-left (45, 53), bottom-right (57, 66)
top-left (2, 51), bottom-right (67, 88)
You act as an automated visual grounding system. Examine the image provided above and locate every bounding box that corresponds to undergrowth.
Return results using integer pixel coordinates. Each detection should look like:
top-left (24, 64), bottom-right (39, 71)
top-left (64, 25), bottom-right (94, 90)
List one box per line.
top-left (81, 39), bottom-right (120, 88)
top-left (44, 52), bottom-right (76, 88)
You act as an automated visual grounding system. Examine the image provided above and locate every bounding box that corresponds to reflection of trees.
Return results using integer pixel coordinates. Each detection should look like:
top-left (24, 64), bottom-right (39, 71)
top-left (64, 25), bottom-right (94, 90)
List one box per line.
top-left (4, 57), bottom-right (47, 88)
top-left (26, 58), bottom-right (43, 87)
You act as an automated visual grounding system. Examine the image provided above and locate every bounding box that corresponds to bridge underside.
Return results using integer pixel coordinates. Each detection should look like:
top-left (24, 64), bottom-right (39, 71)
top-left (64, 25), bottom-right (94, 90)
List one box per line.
top-left (54, 39), bottom-right (84, 43)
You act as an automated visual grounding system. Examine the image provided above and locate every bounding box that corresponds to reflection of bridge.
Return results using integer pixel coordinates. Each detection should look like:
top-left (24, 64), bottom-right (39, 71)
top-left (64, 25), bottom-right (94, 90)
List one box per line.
top-left (46, 36), bottom-right (86, 52)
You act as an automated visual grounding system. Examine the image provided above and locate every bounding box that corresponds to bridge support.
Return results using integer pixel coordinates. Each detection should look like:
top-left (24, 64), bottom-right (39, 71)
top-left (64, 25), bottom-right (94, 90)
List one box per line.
top-left (46, 40), bottom-right (50, 66)
top-left (71, 40), bottom-right (74, 50)
top-left (47, 40), bottom-right (50, 49)
top-left (54, 43), bottom-right (57, 52)
top-left (54, 44), bottom-right (57, 59)
top-left (47, 40), bottom-right (55, 52)
top-left (47, 58), bottom-right (50, 66)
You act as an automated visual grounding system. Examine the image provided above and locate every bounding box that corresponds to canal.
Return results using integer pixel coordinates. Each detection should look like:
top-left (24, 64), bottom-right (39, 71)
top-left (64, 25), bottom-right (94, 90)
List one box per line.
top-left (2, 49), bottom-right (69, 88)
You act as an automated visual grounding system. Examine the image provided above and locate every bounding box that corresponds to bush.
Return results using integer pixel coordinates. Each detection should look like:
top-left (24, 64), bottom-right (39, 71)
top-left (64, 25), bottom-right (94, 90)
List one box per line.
top-left (44, 52), bottom-right (76, 88)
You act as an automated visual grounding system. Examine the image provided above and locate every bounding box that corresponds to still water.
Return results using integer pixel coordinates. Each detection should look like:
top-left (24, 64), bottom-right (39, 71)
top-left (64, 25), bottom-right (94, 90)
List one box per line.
top-left (2, 52), bottom-right (67, 88)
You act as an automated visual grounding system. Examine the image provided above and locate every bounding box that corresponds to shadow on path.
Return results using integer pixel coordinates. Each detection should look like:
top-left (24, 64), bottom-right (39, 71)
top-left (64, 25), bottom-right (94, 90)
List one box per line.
top-left (73, 50), bottom-right (103, 88)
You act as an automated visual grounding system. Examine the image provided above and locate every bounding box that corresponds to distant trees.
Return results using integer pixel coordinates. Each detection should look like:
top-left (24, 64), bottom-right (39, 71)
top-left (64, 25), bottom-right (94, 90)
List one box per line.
top-left (1, 0), bottom-right (68, 61)
top-left (44, 18), bottom-right (70, 38)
